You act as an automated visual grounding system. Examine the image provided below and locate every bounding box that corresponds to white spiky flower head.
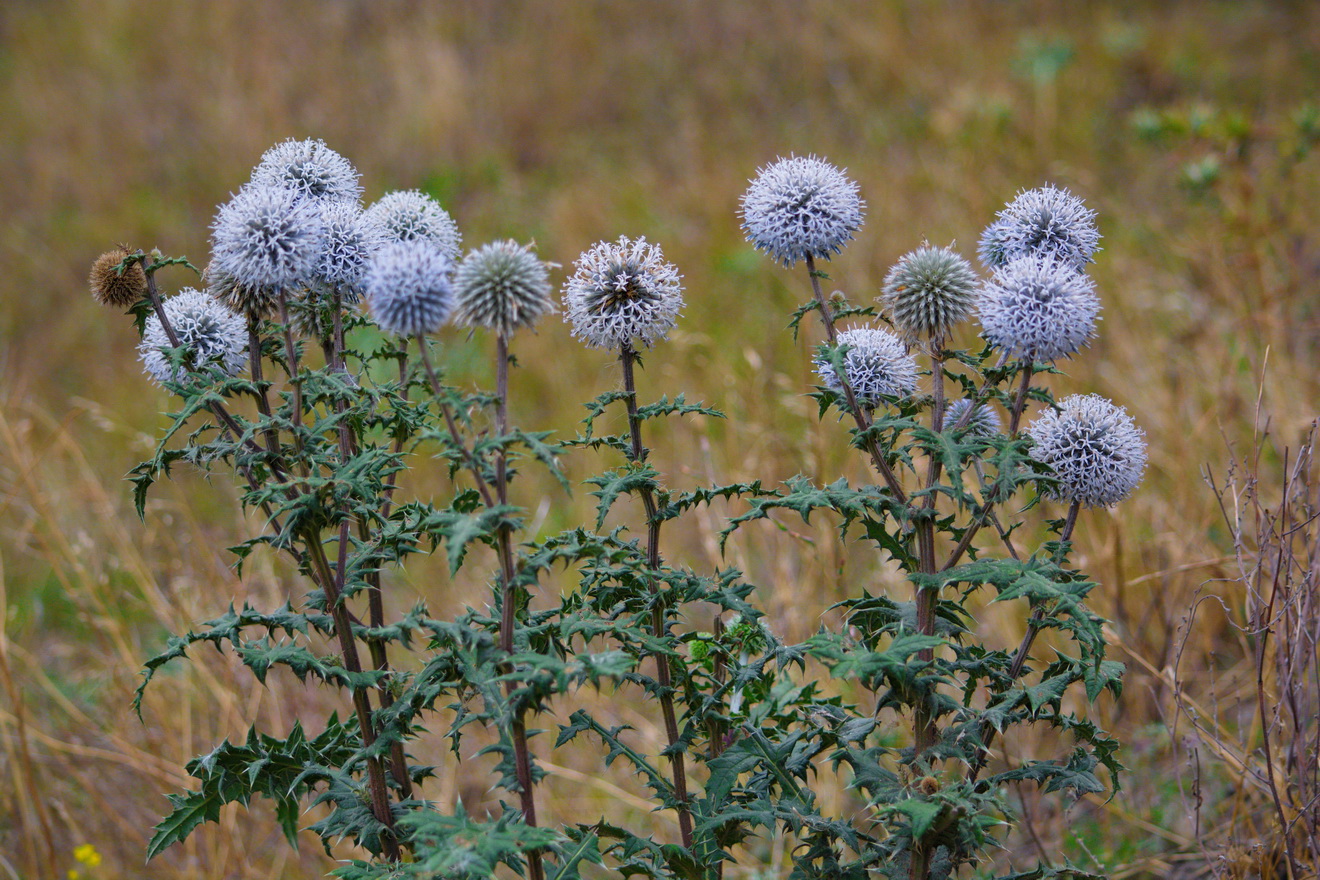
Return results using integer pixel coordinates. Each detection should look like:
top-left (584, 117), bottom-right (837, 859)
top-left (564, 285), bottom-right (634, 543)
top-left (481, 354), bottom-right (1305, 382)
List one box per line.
top-left (249, 138), bottom-right (363, 204)
top-left (740, 154), bottom-right (865, 268)
top-left (880, 244), bottom-right (979, 345)
top-left (209, 184), bottom-right (326, 314)
top-left (563, 236), bottom-right (684, 349)
top-left (364, 240), bottom-right (455, 337)
top-left (315, 200), bottom-right (385, 302)
top-left (139, 288), bottom-right (247, 386)
top-left (453, 240), bottom-right (555, 337)
top-left (978, 254), bottom-right (1100, 362)
top-left (1028, 394), bottom-right (1147, 507)
top-left (362, 190), bottom-right (461, 263)
top-left (945, 398), bottom-right (1002, 436)
top-left (814, 325), bottom-right (918, 409)
top-left (982, 185), bottom-right (1100, 271)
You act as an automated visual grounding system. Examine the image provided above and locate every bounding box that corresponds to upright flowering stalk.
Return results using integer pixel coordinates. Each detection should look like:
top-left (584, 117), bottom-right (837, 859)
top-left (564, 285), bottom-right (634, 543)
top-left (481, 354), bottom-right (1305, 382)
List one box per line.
top-left (563, 235), bottom-right (694, 848)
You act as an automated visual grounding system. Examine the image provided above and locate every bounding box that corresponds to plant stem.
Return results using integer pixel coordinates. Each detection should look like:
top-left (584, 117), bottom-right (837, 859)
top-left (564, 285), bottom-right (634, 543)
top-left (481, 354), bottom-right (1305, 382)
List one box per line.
top-left (276, 290), bottom-right (308, 471)
top-left (620, 343), bottom-right (695, 850)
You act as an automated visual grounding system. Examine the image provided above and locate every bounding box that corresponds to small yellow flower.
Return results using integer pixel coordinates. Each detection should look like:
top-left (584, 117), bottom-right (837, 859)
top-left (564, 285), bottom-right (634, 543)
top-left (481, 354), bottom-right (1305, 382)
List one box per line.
top-left (67, 871), bottom-right (79, 880)
top-left (73, 844), bottom-right (102, 867)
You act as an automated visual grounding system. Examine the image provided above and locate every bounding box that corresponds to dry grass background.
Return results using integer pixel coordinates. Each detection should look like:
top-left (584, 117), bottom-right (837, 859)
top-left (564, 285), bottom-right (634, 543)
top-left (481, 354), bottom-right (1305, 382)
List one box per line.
top-left (1, 1), bottom-right (1318, 878)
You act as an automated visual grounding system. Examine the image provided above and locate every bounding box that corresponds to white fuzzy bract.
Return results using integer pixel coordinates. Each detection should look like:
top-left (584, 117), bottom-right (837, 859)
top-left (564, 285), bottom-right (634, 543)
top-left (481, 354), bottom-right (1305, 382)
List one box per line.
top-left (210, 184), bottom-right (326, 297)
top-left (978, 255), bottom-right (1100, 362)
top-left (364, 240), bottom-right (455, 337)
top-left (1028, 394), bottom-right (1147, 507)
top-left (362, 190), bottom-right (461, 264)
top-left (139, 288), bottom-right (247, 386)
top-left (981, 185), bottom-right (1100, 270)
top-left (453, 240), bottom-right (554, 337)
top-left (249, 138), bottom-right (363, 204)
top-left (563, 236), bottom-right (684, 349)
top-left (815, 325), bottom-right (918, 408)
top-left (740, 155), bottom-right (864, 268)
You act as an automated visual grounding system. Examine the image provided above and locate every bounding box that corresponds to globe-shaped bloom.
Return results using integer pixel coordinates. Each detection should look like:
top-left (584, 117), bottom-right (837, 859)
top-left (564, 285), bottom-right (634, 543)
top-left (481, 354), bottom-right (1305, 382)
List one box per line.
top-left (978, 255), bottom-right (1100, 362)
top-left (880, 244), bottom-right (979, 344)
top-left (563, 236), bottom-right (684, 349)
top-left (740, 155), bottom-right (864, 268)
top-left (362, 190), bottom-right (461, 263)
top-left (1028, 394), bottom-right (1147, 507)
top-left (249, 138), bottom-right (363, 204)
top-left (89, 246), bottom-right (147, 308)
top-left (945, 398), bottom-right (1002, 436)
top-left (209, 184), bottom-right (326, 311)
top-left (364, 240), bottom-right (455, 337)
top-left (315, 200), bottom-right (385, 302)
top-left (453, 240), bottom-right (554, 337)
top-left (815, 325), bottom-right (918, 409)
top-left (139, 287), bottom-right (247, 386)
top-left (982, 185), bottom-right (1100, 271)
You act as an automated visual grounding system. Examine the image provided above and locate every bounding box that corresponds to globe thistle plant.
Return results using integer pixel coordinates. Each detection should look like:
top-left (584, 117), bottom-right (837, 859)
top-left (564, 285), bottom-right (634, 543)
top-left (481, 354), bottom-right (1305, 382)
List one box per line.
top-left (983, 185), bottom-right (1101, 270)
top-left (1028, 394), bottom-right (1147, 507)
top-left (945, 398), bottom-right (1002, 436)
top-left (563, 236), bottom-right (683, 349)
top-left (453, 240), bottom-right (555, 338)
top-left (249, 138), bottom-right (363, 204)
top-left (209, 184), bottom-right (326, 310)
top-left (315, 200), bottom-right (385, 303)
top-left (138, 287), bottom-right (247, 385)
top-left (978, 255), bottom-right (1100, 363)
top-left (362, 190), bottom-right (461, 263)
top-left (89, 246), bottom-right (147, 308)
top-left (880, 244), bottom-right (979, 345)
top-left (740, 154), bottom-right (864, 268)
top-left (364, 240), bottom-right (455, 338)
top-left (815, 325), bottom-right (918, 409)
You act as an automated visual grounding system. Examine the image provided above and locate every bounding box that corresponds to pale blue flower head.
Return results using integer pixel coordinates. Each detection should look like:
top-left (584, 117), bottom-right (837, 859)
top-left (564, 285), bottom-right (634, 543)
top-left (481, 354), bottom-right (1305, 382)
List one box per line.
top-left (978, 255), bottom-right (1099, 362)
top-left (563, 236), bottom-right (683, 349)
top-left (364, 240), bottom-right (455, 337)
top-left (249, 138), bottom-right (362, 204)
top-left (880, 244), bottom-right (979, 344)
top-left (453, 240), bottom-right (554, 337)
top-left (945, 398), bottom-right (1002, 436)
top-left (316, 200), bottom-right (386, 302)
top-left (740, 155), bottom-right (865, 268)
top-left (362, 190), bottom-right (461, 263)
top-left (982, 184), bottom-right (1100, 270)
top-left (815, 325), bottom-right (918, 409)
top-left (1028, 394), bottom-right (1147, 507)
top-left (209, 184), bottom-right (326, 307)
top-left (139, 287), bottom-right (247, 386)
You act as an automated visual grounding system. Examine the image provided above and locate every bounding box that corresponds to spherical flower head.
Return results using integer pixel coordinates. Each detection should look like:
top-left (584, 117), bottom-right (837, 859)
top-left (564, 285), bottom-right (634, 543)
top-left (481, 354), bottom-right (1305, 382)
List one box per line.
top-left (740, 154), bottom-right (865, 268)
top-left (1028, 394), bottom-right (1147, 507)
top-left (563, 236), bottom-right (684, 349)
top-left (453, 240), bottom-right (555, 337)
top-left (977, 220), bottom-right (1013, 270)
top-left (364, 240), bottom-right (455, 337)
top-left (249, 138), bottom-right (363, 203)
top-left (362, 190), bottom-right (461, 263)
top-left (880, 244), bottom-right (979, 344)
top-left (978, 255), bottom-right (1100, 362)
top-left (89, 246), bottom-right (147, 308)
top-left (138, 287), bottom-right (247, 386)
top-left (815, 325), bottom-right (918, 409)
top-left (209, 184), bottom-right (326, 302)
top-left (945, 398), bottom-right (1002, 436)
top-left (988, 184), bottom-right (1100, 270)
top-left (315, 200), bottom-right (385, 302)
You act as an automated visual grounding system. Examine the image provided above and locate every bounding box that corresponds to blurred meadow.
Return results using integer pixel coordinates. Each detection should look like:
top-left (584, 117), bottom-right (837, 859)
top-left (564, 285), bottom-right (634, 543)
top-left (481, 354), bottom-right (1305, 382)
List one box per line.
top-left (2, 1), bottom-right (1319, 878)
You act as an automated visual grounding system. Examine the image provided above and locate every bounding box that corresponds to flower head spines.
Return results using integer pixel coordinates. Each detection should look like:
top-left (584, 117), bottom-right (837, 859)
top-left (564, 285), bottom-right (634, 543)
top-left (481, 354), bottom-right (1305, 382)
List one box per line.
top-left (945, 398), bottom-right (1002, 436)
top-left (89, 246), bottom-right (147, 308)
top-left (362, 190), bottom-right (461, 263)
top-left (976, 220), bottom-right (1013, 270)
top-left (880, 244), bottom-right (979, 344)
top-left (249, 138), bottom-right (363, 204)
top-left (315, 200), bottom-right (384, 302)
top-left (988, 185), bottom-right (1100, 270)
top-left (815, 325), bottom-right (918, 409)
top-left (139, 287), bottom-right (247, 386)
top-left (1028, 394), bottom-right (1147, 507)
top-left (740, 155), bottom-right (865, 268)
top-left (209, 184), bottom-right (326, 304)
top-left (453, 240), bottom-right (554, 337)
top-left (563, 236), bottom-right (684, 349)
top-left (978, 255), bottom-right (1100, 362)
top-left (364, 240), bottom-right (455, 337)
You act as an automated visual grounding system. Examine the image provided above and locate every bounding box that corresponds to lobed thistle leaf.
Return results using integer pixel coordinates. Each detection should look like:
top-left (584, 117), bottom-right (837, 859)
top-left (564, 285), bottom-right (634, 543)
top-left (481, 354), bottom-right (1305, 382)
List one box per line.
top-left (880, 244), bottom-right (979, 344)
top-left (815, 325), bottom-right (918, 409)
top-left (362, 190), bottom-right (461, 263)
top-left (453, 240), bottom-right (555, 337)
top-left (209, 184), bottom-right (326, 309)
top-left (89, 246), bottom-right (147, 308)
top-left (740, 154), bottom-right (865, 268)
top-left (364, 240), bottom-right (455, 337)
top-left (1028, 394), bottom-right (1147, 507)
top-left (138, 287), bottom-right (247, 386)
top-left (978, 254), bottom-right (1099, 363)
top-left (249, 138), bottom-right (363, 204)
top-left (562, 235), bottom-right (683, 349)
top-left (982, 184), bottom-right (1100, 270)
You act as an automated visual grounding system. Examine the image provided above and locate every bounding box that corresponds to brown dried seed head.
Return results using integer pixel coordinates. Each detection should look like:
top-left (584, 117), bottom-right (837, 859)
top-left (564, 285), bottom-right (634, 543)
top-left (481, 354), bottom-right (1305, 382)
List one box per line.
top-left (918, 775), bottom-right (940, 796)
top-left (89, 246), bottom-right (147, 308)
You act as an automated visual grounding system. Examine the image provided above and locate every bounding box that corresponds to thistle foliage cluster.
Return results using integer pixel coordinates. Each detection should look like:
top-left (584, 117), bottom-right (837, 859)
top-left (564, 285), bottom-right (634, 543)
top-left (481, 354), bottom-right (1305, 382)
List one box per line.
top-left (99, 141), bottom-right (1144, 880)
